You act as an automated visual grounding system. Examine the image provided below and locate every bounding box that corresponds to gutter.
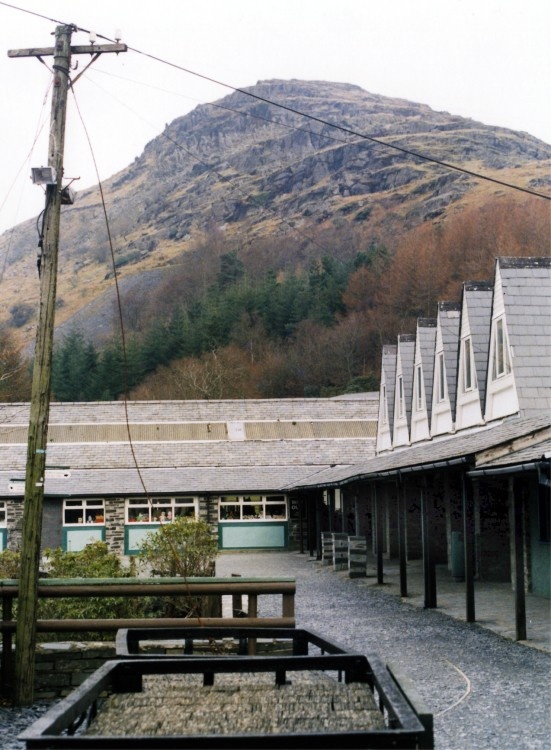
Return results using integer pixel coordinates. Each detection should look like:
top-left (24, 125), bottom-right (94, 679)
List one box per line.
top-left (468, 459), bottom-right (550, 486)
top-left (291, 455), bottom-right (472, 490)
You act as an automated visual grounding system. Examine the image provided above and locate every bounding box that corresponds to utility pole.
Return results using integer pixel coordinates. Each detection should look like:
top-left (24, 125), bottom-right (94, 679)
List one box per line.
top-left (8, 25), bottom-right (126, 706)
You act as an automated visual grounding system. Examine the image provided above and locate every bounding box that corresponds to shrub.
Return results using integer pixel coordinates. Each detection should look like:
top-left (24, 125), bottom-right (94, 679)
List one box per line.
top-left (138, 517), bottom-right (218, 578)
top-left (137, 517), bottom-right (218, 618)
top-left (42, 541), bottom-right (135, 578)
top-left (0, 549), bottom-right (20, 578)
top-left (38, 542), bottom-right (145, 640)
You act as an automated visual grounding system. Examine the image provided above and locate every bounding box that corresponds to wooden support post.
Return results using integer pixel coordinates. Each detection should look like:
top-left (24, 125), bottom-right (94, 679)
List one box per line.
top-left (328, 489), bottom-right (335, 532)
top-left (282, 592), bottom-right (295, 619)
top-left (231, 573), bottom-right (243, 616)
top-left (462, 473), bottom-right (476, 623)
top-left (397, 477), bottom-right (408, 598)
top-left (511, 478), bottom-right (527, 641)
top-left (247, 594), bottom-right (258, 655)
top-left (373, 485), bottom-right (384, 584)
top-left (421, 478), bottom-right (436, 608)
top-left (315, 495), bottom-right (322, 559)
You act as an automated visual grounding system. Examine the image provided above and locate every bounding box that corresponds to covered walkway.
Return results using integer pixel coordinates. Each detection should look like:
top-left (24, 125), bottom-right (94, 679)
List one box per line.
top-left (355, 555), bottom-right (550, 652)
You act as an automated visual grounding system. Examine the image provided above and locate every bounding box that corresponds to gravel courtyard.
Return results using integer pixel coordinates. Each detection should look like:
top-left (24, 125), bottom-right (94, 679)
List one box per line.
top-left (217, 551), bottom-right (551, 750)
top-left (2, 550), bottom-right (549, 749)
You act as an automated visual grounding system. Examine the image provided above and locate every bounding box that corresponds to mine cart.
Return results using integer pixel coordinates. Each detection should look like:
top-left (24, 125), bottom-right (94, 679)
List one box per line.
top-left (20, 628), bottom-right (433, 749)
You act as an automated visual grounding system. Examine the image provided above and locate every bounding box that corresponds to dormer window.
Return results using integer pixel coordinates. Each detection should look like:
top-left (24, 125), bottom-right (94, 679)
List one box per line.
top-left (492, 317), bottom-right (512, 380)
top-left (381, 384), bottom-right (388, 424)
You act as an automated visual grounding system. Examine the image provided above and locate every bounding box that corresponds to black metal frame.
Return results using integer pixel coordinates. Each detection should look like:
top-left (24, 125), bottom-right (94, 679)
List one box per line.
top-left (115, 625), bottom-right (347, 658)
top-left (20, 628), bottom-right (433, 749)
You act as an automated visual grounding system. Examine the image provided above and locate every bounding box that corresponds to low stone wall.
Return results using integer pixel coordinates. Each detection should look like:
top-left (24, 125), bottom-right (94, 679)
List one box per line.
top-left (34, 642), bottom-right (116, 700)
top-left (7, 638), bottom-right (294, 701)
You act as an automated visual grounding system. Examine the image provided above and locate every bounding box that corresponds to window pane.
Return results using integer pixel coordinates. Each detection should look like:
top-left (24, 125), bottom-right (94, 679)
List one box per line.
top-left (398, 377), bottom-right (404, 416)
top-left (64, 500), bottom-right (105, 525)
top-left (127, 506), bottom-right (150, 523)
top-left (496, 319), bottom-right (504, 375)
top-left (243, 503), bottom-right (262, 519)
top-left (152, 506), bottom-right (170, 522)
top-left (174, 506), bottom-right (195, 519)
top-left (65, 508), bottom-right (84, 524)
top-left (265, 503), bottom-right (286, 519)
top-left (464, 340), bottom-right (472, 390)
top-left (439, 353), bottom-right (446, 401)
top-left (220, 504), bottom-right (240, 520)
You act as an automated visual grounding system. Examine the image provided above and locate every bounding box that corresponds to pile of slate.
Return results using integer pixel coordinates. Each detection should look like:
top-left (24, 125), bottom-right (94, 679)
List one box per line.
top-left (86, 672), bottom-right (385, 737)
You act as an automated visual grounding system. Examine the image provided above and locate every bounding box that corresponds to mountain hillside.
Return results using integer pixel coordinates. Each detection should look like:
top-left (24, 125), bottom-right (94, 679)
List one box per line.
top-left (1, 79), bottom-right (549, 348)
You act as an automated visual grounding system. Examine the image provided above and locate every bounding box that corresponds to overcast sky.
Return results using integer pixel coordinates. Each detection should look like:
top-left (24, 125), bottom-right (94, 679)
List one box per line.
top-left (0, 0), bottom-right (549, 235)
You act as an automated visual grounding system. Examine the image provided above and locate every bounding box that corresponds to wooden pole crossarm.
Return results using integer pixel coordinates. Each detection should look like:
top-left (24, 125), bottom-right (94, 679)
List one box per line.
top-left (8, 43), bottom-right (127, 58)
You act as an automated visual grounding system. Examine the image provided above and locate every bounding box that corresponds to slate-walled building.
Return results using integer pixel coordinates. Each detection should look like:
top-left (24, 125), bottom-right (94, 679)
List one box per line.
top-left (0, 397), bottom-right (378, 554)
top-left (294, 257), bottom-right (551, 636)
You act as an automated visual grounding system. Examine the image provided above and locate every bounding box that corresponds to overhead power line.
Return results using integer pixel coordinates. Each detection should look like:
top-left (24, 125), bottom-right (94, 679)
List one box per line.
top-left (1, 0), bottom-right (549, 200)
top-left (99, 50), bottom-right (551, 200)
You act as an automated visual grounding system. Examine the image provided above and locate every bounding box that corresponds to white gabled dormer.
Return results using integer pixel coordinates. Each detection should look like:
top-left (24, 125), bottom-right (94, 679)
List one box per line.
top-left (392, 334), bottom-right (416, 448)
top-left (376, 345), bottom-right (397, 453)
top-left (430, 302), bottom-right (461, 437)
top-left (410, 319), bottom-right (437, 443)
top-left (455, 281), bottom-right (493, 431)
top-left (484, 257), bottom-right (551, 422)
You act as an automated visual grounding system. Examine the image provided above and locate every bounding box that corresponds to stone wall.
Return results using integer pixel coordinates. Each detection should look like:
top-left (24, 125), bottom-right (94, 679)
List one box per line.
top-left (34, 642), bottom-right (116, 700)
top-left (104, 498), bottom-right (125, 555)
top-left (6, 500), bottom-right (23, 551)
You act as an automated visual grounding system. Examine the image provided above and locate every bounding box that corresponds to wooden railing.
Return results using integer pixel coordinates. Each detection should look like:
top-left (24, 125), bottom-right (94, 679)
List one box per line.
top-left (0, 576), bottom-right (296, 696)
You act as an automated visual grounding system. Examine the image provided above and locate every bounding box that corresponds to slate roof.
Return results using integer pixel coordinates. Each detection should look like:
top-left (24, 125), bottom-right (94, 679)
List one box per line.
top-left (437, 302), bottom-right (461, 419)
top-left (285, 414), bottom-right (550, 488)
top-left (497, 257), bottom-right (551, 417)
top-left (2, 466), bottom-right (338, 497)
top-left (0, 397), bottom-right (378, 498)
top-left (472, 437), bottom-right (551, 471)
top-left (0, 397), bottom-right (378, 425)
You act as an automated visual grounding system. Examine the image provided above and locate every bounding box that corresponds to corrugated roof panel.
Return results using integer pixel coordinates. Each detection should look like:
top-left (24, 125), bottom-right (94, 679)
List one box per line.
top-left (311, 421), bottom-right (377, 438)
top-left (0, 423), bottom-right (228, 444)
top-left (0, 420), bottom-right (377, 444)
top-left (246, 422), bottom-right (314, 439)
top-left (246, 421), bottom-right (376, 439)
top-left (0, 426), bottom-right (27, 443)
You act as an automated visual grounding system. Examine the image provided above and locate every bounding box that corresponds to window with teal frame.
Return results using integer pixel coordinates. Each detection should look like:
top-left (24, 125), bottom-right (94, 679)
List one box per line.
top-left (124, 497), bottom-right (198, 554)
top-left (218, 495), bottom-right (287, 521)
